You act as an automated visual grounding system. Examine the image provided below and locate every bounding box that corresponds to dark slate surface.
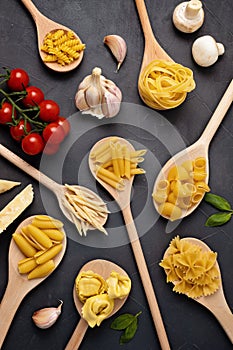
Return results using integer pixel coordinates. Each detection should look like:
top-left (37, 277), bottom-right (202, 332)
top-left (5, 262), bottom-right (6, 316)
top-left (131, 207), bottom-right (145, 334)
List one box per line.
top-left (0, 1), bottom-right (233, 349)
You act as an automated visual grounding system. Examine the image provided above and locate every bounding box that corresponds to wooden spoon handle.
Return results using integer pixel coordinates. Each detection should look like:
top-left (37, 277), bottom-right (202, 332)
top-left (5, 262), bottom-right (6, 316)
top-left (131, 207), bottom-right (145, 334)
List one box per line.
top-left (21, 0), bottom-right (45, 23)
top-left (199, 79), bottom-right (233, 145)
top-left (0, 284), bottom-right (25, 348)
top-left (64, 318), bottom-right (89, 350)
top-left (208, 304), bottom-right (233, 343)
top-left (122, 205), bottom-right (170, 350)
top-left (0, 144), bottom-right (59, 192)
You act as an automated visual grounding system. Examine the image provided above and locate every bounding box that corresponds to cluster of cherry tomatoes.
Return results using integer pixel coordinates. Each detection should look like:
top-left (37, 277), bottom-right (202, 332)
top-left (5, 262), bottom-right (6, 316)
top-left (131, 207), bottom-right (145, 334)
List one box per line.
top-left (0, 68), bottom-right (70, 155)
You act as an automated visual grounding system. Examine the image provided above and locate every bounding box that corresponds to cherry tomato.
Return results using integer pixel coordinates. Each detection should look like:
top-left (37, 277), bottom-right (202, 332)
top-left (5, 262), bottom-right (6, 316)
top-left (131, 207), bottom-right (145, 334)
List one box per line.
top-left (10, 120), bottom-right (31, 141)
top-left (43, 142), bottom-right (60, 155)
top-left (39, 100), bottom-right (60, 122)
top-left (21, 133), bottom-right (44, 155)
top-left (42, 122), bottom-right (65, 144)
top-left (22, 86), bottom-right (44, 107)
top-left (0, 102), bottom-right (16, 124)
top-left (7, 68), bottom-right (29, 91)
top-left (57, 116), bottom-right (70, 136)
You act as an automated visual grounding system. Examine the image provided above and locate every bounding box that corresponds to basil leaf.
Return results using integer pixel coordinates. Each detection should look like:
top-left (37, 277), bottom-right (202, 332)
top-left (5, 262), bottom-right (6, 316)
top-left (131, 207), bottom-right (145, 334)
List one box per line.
top-left (204, 193), bottom-right (232, 211)
top-left (111, 314), bottom-right (135, 330)
top-left (205, 212), bottom-right (232, 227)
top-left (120, 318), bottom-right (138, 344)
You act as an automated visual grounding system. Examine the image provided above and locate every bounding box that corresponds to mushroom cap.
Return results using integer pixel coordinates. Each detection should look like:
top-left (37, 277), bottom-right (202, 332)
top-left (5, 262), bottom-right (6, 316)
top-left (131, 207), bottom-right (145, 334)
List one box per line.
top-left (173, 1), bottom-right (204, 33)
top-left (192, 35), bottom-right (224, 67)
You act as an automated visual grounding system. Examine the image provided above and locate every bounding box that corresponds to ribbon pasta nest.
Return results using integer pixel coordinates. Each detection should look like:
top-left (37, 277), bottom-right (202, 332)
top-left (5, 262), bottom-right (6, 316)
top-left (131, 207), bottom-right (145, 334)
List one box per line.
top-left (138, 60), bottom-right (196, 110)
top-left (41, 29), bottom-right (85, 66)
top-left (160, 236), bottom-right (220, 298)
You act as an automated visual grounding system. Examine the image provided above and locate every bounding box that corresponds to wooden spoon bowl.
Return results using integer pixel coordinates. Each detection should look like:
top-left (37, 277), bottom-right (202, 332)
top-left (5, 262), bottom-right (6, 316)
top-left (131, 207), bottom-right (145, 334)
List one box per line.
top-left (0, 216), bottom-right (67, 348)
top-left (64, 259), bottom-right (129, 350)
top-left (163, 237), bottom-right (233, 343)
top-left (21, 0), bottom-right (84, 72)
top-left (153, 79), bottom-right (233, 221)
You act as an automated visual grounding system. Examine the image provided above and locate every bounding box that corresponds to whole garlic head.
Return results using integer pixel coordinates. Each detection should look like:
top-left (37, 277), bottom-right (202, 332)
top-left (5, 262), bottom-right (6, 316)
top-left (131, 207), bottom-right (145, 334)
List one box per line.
top-left (192, 35), bottom-right (225, 67)
top-left (75, 67), bottom-right (122, 119)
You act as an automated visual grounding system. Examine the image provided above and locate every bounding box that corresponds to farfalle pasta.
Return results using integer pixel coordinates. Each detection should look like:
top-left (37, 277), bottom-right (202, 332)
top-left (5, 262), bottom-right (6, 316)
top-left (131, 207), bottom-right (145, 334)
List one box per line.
top-left (159, 236), bottom-right (220, 298)
top-left (106, 271), bottom-right (131, 299)
top-left (82, 294), bottom-right (114, 328)
top-left (153, 157), bottom-right (210, 220)
top-left (138, 60), bottom-right (195, 110)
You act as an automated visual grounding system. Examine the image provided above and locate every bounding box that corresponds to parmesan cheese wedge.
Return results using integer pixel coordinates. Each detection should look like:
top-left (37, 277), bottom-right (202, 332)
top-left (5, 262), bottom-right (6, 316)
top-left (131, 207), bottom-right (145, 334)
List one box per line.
top-left (0, 184), bottom-right (34, 234)
top-left (0, 179), bottom-right (21, 194)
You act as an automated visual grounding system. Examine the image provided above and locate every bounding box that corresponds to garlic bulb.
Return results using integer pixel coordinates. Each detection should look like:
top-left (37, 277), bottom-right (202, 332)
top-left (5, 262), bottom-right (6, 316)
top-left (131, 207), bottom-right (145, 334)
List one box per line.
top-left (75, 67), bottom-right (122, 119)
top-left (103, 35), bottom-right (127, 71)
top-left (32, 300), bottom-right (63, 329)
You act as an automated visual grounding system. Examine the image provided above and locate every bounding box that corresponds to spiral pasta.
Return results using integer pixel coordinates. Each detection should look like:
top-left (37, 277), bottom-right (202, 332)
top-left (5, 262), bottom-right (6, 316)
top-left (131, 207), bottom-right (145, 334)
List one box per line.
top-left (41, 29), bottom-right (85, 66)
top-left (138, 60), bottom-right (195, 110)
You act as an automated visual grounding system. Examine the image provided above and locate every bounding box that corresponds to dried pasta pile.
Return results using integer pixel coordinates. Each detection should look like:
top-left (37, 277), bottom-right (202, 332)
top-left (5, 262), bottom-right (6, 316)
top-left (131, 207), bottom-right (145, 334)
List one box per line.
top-left (75, 270), bottom-right (131, 327)
top-left (90, 137), bottom-right (147, 190)
top-left (63, 184), bottom-right (109, 236)
top-left (41, 29), bottom-right (85, 66)
top-left (160, 236), bottom-right (220, 298)
top-left (13, 215), bottom-right (64, 280)
top-left (153, 157), bottom-right (210, 221)
top-left (138, 60), bottom-right (195, 110)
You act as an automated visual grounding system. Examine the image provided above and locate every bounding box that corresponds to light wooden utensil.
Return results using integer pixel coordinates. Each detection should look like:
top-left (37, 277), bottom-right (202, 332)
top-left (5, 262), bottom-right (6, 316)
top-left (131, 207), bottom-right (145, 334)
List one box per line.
top-left (89, 137), bottom-right (171, 350)
top-left (0, 144), bottom-right (108, 230)
top-left (65, 259), bottom-right (130, 350)
top-left (163, 237), bottom-right (233, 343)
top-left (21, 0), bottom-right (84, 72)
top-left (153, 79), bottom-right (233, 220)
top-left (0, 216), bottom-right (67, 348)
top-left (134, 0), bottom-right (173, 84)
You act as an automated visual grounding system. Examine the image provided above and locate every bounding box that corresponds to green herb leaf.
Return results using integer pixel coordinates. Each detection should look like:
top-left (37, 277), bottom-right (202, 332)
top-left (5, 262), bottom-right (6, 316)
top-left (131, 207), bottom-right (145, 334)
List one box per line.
top-left (204, 193), bottom-right (232, 211)
top-left (111, 313), bottom-right (135, 330)
top-left (205, 212), bottom-right (232, 227)
top-left (120, 317), bottom-right (138, 344)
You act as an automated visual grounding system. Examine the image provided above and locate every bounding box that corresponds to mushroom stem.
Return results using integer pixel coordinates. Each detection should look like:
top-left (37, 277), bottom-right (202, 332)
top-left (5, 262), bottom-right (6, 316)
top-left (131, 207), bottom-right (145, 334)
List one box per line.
top-left (185, 0), bottom-right (202, 19)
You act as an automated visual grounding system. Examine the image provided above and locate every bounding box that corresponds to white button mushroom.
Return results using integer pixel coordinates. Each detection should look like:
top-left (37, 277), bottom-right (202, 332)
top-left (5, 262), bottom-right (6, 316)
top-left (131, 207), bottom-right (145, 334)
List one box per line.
top-left (192, 35), bottom-right (225, 67)
top-left (173, 0), bottom-right (204, 33)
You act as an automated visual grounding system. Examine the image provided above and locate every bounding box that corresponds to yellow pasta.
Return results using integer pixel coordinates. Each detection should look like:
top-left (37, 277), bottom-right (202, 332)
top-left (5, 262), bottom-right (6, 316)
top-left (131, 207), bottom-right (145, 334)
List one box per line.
top-left (138, 60), bottom-right (195, 110)
top-left (18, 257), bottom-right (37, 274)
top-left (153, 157), bottom-right (210, 220)
top-left (35, 244), bottom-right (63, 265)
top-left (13, 233), bottom-right (37, 257)
top-left (27, 224), bottom-right (53, 250)
top-left (160, 236), bottom-right (220, 298)
top-left (41, 29), bottom-right (85, 66)
top-left (28, 260), bottom-right (55, 280)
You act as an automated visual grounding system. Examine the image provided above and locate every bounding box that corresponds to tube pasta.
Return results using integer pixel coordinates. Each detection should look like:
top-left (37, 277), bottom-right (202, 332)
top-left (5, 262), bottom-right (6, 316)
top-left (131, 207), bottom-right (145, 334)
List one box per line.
top-left (92, 138), bottom-right (147, 190)
top-left (14, 215), bottom-right (65, 279)
top-left (153, 157), bottom-right (210, 220)
top-left (41, 29), bottom-right (85, 66)
top-left (138, 60), bottom-right (195, 110)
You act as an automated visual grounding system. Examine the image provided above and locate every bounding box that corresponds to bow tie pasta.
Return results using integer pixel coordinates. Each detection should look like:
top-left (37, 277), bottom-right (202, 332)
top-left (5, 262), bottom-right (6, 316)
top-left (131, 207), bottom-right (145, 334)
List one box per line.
top-left (106, 271), bottom-right (131, 299)
top-left (82, 294), bottom-right (114, 328)
top-left (75, 271), bottom-right (107, 303)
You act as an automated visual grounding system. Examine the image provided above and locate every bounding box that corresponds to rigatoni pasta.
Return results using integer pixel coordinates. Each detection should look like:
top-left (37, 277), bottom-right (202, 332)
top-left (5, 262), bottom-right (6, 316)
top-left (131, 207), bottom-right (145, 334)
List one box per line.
top-left (153, 157), bottom-right (210, 220)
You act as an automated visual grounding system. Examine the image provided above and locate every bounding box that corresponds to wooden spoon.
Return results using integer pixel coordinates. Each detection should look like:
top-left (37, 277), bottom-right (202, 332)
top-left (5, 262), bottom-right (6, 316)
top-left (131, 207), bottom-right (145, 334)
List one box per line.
top-left (21, 0), bottom-right (84, 72)
top-left (0, 215), bottom-right (67, 348)
top-left (135, 0), bottom-right (173, 75)
top-left (65, 259), bottom-right (129, 350)
top-left (0, 144), bottom-right (108, 232)
top-left (89, 137), bottom-right (171, 350)
top-left (163, 237), bottom-right (233, 343)
top-left (153, 79), bottom-right (233, 220)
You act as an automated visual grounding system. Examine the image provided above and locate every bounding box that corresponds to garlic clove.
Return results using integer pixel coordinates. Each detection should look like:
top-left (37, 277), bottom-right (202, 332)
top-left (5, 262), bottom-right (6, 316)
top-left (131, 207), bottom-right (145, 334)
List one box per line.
top-left (32, 300), bottom-right (63, 329)
top-left (75, 89), bottom-right (89, 111)
top-left (103, 35), bottom-right (127, 71)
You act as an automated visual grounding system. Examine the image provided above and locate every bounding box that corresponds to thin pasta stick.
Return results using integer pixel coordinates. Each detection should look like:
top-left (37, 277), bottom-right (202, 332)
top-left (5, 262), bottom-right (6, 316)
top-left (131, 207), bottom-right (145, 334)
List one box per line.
top-left (130, 168), bottom-right (146, 175)
top-left (97, 172), bottom-right (125, 190)
top-left (96, 166), bottom-right (121, 182)
top-left (102, 160), bottom-right (113, 168)
top-left (129, 157), bottom-right (144, 163)
top-left (116, 143), bottom-right (125, 177)
top-left (95, 150), bottom-right (112, 164)
top-left (124, 147), bottom-right (131, 179)
top-left (90, 137), bottom-right (117, 158)
top-left (130, 149), bottom-right (147, 157)
top-left (130, 163), bottom-right (137, 169)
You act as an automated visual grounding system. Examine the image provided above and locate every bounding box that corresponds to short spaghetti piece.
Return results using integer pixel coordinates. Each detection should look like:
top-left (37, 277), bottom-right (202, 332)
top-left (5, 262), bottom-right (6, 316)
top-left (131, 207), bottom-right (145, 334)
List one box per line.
top-left (41, 29), bottom-right (85, 66)
top-left (160, 236), bottom-right (220, 298)
top-left (138, 60), bottom-right (196, 110)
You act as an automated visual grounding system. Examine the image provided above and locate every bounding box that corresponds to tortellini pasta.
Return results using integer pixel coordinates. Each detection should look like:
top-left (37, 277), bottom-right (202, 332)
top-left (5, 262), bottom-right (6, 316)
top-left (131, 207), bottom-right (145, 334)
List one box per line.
top-left (75, 269), bottom-right (131, 327)
top-left (160, 236), bottom-right (220, 298)
top-left (82, 294), bottom-right (114, 328)
top-left (75, 271), bottom-right (107, 303)
top-left (153, 157), bottom-right (210, 220)
top-left (106, 271), bottom-right (131, 299)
